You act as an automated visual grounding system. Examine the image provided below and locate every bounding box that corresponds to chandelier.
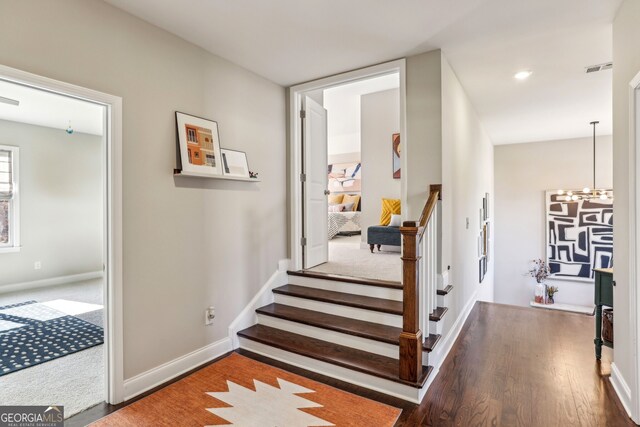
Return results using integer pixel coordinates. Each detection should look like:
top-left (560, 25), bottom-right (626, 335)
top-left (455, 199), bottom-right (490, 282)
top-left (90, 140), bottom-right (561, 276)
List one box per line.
top-left (557, 121), bottom-right (612, 202)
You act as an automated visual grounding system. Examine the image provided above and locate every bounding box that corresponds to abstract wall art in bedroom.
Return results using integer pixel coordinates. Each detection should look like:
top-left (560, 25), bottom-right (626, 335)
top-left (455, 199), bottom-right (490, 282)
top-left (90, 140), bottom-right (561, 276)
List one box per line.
top-left (392, 133), bottom-right (401, 179)
top-left (546, 190), bottom-right (613, 281)
top-left (328, 162), bottom-right (362, 193)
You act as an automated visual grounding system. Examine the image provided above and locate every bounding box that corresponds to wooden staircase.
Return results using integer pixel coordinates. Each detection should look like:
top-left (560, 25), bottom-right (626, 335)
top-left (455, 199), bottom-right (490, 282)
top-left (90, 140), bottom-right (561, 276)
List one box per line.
top-left (237, 185), bottom-right (448, 403)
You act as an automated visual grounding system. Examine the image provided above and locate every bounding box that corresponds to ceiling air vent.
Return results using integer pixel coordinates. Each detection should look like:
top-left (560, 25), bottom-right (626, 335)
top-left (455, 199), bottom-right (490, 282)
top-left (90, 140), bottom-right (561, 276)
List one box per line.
top-left (585, 62), bottom-right (613, 73)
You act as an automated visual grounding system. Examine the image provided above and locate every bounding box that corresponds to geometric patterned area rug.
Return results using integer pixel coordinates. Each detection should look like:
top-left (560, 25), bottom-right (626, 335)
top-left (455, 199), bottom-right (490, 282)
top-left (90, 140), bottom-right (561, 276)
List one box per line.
top-left (90, 353), bottom-right (402, 426)
top-left (0, 300), bottom-right (104, 376)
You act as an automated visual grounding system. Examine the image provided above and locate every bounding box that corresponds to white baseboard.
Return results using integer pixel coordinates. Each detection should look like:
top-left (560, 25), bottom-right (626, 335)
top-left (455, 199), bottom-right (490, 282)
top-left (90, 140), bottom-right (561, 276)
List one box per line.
top-left (228, 259), bottom-right (289, 348)
top-left (123, 337), bottom-right (232, 401)
top-left (610, 362), bottom-right (634, 421)
top-left (430, 290), bottom-right (478, 368)
top-left (0, 271), bottom-right (104, 294)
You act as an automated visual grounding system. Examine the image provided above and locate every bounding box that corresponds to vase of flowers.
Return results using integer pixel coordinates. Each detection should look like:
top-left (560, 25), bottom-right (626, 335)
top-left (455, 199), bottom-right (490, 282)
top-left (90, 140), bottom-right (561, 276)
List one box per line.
top-left (546, 285), bottom-right (559, 304)
top-left (527, 259), bottom-right (553, 304)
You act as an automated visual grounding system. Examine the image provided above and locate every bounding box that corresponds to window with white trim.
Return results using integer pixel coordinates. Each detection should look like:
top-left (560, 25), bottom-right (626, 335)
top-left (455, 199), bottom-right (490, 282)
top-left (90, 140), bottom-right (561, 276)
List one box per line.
top-left (0, 145), bottom-right (19, 252)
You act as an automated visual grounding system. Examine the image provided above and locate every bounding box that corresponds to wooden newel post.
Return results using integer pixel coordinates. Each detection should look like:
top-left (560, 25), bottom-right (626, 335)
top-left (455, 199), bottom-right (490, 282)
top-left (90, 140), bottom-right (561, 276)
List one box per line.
top-left (399, 220), bottom-right (422, 382)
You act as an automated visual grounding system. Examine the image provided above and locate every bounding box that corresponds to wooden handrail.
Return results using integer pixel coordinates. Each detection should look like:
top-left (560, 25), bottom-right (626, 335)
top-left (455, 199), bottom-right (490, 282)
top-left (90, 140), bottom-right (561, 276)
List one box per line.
top-left (399, 184), bottom-right (441, 383)
top-left (417, 184), bottom-right (442, 240)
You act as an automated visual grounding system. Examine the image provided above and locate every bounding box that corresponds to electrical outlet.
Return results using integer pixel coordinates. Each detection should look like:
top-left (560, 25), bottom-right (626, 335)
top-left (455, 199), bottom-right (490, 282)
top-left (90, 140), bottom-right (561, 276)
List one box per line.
top-left (34, 261), bottom-right (41, 270)
top-left (205, 306), bottom-right (215, 326)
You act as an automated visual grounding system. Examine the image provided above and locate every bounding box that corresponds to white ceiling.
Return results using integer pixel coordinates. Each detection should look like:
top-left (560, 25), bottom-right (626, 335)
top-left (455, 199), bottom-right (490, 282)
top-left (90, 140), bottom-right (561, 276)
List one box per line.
top-left (103, 0), bottom-right (621, 144)
top-left (0, 80), bottom-right (104, 136)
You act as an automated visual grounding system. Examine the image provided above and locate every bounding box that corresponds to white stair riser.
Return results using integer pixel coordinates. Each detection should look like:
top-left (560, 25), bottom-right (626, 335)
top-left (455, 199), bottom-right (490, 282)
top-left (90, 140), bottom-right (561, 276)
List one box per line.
top-left (437, 294), bottom-right (445, 307)
top-left (239, 337), bottom-right (429, 403)
top-left (287, 276), bottom-right (402, 301)
top-left (430, 320), bottom-right (444, 335)
top-left (257, 314), bottom-right (399, 358)
top-left (274, 293), bottom-right (402, 327)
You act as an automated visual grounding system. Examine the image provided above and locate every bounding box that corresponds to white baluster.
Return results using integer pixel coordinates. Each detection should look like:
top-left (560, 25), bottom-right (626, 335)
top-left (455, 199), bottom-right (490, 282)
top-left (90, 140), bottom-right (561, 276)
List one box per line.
top-left (419, 230), bottom-right (427, 337)
top-left (431, 209), bottom-right (438, 314)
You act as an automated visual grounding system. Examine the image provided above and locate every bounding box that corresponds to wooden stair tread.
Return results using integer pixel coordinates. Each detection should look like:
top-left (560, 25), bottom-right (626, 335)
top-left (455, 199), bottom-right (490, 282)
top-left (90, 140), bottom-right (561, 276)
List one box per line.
top-left (238, 324), bottom-right (432, 388)
top-left (257, 303), bottom-right (400, 344)
top-left (429, 306), bottom-right (448, 322)
top-left (273, 284), bottom-right (402, 315)
top-left (288, 270), bottom-right (402, 290)
top-left (424, 333), bottom-right (442, 352)
top-left (436, 285), bottom-right (454, 296)
top-left (257, 303), bottom-right (442, 353)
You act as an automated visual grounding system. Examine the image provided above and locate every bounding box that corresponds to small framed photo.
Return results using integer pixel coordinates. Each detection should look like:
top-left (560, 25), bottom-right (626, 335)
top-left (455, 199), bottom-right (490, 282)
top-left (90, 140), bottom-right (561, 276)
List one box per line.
top-left (221, 148), bottom-right (250, 178)
top-left (485, 192), bottom-right (490, 219)
top-left (482, 196), bottom-right (487, 221)
top-left (483, 224), bottom-right (488, 256)
top-left (176, 112), bottom-right (222, 176)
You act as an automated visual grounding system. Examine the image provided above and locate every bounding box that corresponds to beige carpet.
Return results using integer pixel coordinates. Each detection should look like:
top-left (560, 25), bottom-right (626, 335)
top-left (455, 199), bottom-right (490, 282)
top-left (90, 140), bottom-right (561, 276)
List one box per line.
top-left (0, 279), bottom-right (104, 418)
top-left (308, 235), bottom-right (401, 282)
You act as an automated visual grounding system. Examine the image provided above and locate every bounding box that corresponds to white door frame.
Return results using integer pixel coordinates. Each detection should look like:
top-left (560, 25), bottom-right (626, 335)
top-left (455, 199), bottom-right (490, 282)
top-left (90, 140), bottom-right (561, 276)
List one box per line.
top-left (629, 69), bottom-right (640, 423)
top-left (0, 64), bottom-right (124, 404)
top-left (288, 59), bottom-right (407, 271)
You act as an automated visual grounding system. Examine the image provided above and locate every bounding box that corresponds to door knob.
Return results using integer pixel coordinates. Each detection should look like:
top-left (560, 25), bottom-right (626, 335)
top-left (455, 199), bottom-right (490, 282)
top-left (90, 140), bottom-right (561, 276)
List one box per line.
top-left (324, 190), bottom-right (331, 196)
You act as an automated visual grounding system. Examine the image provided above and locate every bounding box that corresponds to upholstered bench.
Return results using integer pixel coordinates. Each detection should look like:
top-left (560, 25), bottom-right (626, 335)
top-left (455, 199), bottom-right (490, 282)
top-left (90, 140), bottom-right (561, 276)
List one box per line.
top-left (367, 225), bottom-right (401, 253)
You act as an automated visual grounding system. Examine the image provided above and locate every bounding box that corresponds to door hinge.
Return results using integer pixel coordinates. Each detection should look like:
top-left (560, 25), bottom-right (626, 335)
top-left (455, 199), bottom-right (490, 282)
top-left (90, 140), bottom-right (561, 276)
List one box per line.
top-left (300, 237), bottom-right (307, 246)
top-left (300, 110), bottom-right (306, 119)
top-left (300, 173), bottom-right (306, 182)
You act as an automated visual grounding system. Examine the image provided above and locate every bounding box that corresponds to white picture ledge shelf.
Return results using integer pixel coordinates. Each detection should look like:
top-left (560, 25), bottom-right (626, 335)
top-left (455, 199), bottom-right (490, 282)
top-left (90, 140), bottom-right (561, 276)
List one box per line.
top-left (529, 301), bottom-right (595, 315)
top-left (174, 169), bottom-right (261, 182)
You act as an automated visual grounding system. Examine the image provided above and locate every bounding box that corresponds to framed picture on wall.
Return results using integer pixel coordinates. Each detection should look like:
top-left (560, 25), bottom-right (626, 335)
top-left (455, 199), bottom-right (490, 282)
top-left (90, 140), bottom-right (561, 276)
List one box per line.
top-left (482, 196), bottom-right (487, 221)
top-left (221, 148), bottom-right (250, 178)
top-left (392, 133), bottom-right (401, 179)
top-left (545, 190), bottom-right (614, 281)
top-left (485, 193), bottom-right (490, 219)
top-left (175, 112), bottom-right (222, 177)
top-left (483, 223), bottom-right (488, 256)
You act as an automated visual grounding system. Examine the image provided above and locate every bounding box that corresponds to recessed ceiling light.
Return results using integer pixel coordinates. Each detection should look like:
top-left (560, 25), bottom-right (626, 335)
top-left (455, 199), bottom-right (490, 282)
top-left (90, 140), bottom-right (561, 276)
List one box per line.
top-left (514, 70), bottom-right (532, 80)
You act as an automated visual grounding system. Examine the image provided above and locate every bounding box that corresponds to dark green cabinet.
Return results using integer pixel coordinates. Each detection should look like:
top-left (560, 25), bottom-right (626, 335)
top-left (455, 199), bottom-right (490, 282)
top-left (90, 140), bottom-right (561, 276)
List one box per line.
top-left (594, 268), bottom-right (614, 360)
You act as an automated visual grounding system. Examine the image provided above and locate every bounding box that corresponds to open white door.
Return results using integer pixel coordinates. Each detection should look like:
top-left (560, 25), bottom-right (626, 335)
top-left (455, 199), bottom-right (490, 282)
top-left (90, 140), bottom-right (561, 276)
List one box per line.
top-left (302, 96), bottom-right (328, 268)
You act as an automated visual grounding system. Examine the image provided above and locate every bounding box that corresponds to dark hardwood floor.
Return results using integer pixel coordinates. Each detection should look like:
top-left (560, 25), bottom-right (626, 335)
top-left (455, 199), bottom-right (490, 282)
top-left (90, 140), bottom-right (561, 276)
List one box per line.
top-left (400, 302), bottom-right (634, 426)
top-left (68, 301), bottom-right (635, 427)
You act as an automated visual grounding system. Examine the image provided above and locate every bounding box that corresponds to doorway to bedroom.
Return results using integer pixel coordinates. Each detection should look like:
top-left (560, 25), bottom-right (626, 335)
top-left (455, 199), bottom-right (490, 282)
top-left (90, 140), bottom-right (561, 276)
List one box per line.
top-left (0, 74), bottom-right (115, 419)
top-left (299, 70), bottom-right (403, 282)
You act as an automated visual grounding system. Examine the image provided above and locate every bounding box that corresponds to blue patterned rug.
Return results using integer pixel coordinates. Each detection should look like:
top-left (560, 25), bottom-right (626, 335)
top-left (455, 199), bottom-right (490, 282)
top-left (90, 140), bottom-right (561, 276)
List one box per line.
top-left (0, 301), bottom-right (104, 376)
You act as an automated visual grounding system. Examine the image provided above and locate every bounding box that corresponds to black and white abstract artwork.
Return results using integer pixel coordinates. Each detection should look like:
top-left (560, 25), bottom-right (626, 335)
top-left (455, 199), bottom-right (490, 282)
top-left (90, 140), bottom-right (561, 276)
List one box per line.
top-left (546, 190), bottom-right (613, 281)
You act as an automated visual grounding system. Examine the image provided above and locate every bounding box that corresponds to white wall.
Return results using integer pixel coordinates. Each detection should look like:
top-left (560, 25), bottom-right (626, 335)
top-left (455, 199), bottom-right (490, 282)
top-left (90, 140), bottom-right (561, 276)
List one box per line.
top-left (441, 55), bottom-right (495, 313)
top-left (612, 0), bottom-right (640, 415)
top-left (0, 0), bottom-right (287, 379)
top-left (494, 136), bottom-right (613, 307)
top-left (0, 120), bottom-right (103, 286)
top-left (323, 74), bottom-right (399, 157)
top-left (360, 89), bottom-right (400, 243)
top-left (405, 51), bottom-right (442, 220)
top-left (328, 152), bottom-right (360, 165)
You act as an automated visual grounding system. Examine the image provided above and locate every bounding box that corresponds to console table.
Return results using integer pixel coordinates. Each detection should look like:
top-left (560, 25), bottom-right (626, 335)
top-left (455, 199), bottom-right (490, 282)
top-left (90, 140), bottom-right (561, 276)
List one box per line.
top-left (594, 268), bottom-right (614, 360)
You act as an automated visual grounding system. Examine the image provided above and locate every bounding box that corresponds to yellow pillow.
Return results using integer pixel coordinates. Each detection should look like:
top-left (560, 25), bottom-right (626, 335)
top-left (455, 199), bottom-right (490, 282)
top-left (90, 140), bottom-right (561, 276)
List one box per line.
top-left (328, 194), bottom-right (344, 205)
top-left (342, 194), bottom-right (361, 211)
top-left (380, 198), bottom-right (401, 225)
